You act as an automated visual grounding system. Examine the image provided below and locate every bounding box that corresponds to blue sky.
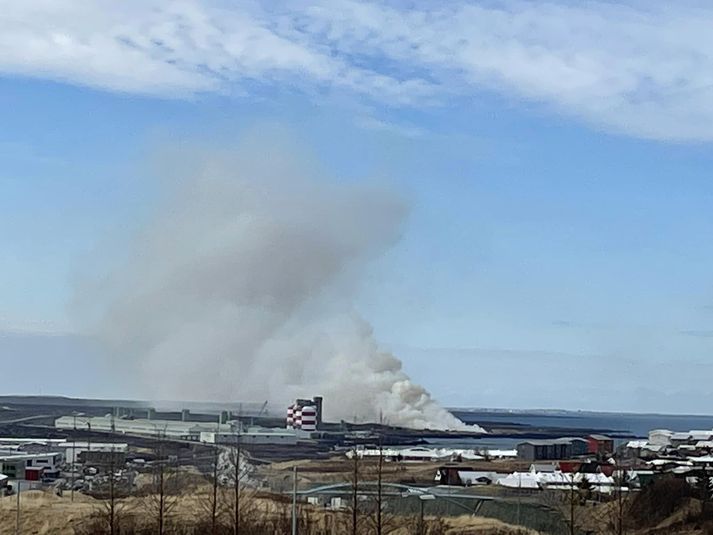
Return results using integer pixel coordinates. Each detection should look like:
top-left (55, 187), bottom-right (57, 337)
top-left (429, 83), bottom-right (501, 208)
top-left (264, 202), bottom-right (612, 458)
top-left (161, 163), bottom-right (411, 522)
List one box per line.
top-left (2, 0), bottom-right (713, 413)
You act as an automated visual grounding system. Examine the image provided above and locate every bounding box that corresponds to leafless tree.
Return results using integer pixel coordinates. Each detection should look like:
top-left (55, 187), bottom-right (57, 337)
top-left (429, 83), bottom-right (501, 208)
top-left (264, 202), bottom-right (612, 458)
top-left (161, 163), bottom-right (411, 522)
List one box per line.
top-left (225, 429), bottom-right (259, 535)
top-left (104, 443), bottom-right (123, 535)
top-left (345, 447), bottom-right (362, 535)
top-left (567, 474), bottom-right (579, 535)
top-left (364, 438), bottom-right (397, 535)
top-left (199, 443), bottom-right (223, 535)
top-left (232, 432), bottom-right (242, 535)
top-left (375, 441), bottom-right (384, 535)
top-left (80, 442), bottom-right (131, 535)
top-left (611, 463), bottom-right (629, 535)
top-left (144, 428), bottom-right (178, 535)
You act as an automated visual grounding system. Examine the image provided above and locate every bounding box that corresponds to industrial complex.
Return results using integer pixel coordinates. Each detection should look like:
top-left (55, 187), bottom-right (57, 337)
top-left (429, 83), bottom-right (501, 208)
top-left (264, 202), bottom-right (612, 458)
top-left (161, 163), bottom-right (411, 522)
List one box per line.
top-left (3, 395), bottom-right (713, 534)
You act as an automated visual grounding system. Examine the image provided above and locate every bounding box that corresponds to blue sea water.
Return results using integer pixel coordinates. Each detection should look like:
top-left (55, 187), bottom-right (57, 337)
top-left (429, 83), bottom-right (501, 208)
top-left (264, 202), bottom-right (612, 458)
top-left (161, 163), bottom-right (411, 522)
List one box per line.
top-left (427, 409), bottom-right (713, 449)
top-left (456, 410), bottom-right (713, 437)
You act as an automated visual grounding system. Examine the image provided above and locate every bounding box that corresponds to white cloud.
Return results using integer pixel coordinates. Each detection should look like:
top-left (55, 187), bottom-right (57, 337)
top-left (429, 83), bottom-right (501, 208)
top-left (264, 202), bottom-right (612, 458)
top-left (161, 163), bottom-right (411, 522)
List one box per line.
top-left (2, 1), bottom-right (713, 140)
top-left (354, 115), bottom-right (426, 138)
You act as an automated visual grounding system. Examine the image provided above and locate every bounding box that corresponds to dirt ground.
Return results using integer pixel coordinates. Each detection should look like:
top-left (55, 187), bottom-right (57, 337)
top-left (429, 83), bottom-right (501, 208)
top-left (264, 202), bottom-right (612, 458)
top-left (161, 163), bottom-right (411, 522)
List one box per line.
top-left (261, 455), bottom-right (528, 487)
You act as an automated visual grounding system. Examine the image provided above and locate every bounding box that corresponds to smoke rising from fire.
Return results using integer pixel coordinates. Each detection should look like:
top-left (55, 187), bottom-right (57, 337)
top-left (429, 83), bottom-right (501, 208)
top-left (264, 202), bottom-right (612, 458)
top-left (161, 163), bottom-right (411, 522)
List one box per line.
top-left (91, 134), bottom-right (476, 431)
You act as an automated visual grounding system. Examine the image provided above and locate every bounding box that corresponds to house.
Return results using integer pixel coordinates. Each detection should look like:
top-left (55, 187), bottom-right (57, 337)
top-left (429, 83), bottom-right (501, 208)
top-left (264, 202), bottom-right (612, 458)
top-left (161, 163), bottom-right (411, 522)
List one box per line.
top-left (587, 434), bottom-right (614, 455)
top-left (648, 429), bottom-right (673, 447)
top-left (671, 432), bottom-right (693, 447)
top-left (621, 440), bottom-right (662, 460)
top-left (695, 441), bottom-right (713, 451)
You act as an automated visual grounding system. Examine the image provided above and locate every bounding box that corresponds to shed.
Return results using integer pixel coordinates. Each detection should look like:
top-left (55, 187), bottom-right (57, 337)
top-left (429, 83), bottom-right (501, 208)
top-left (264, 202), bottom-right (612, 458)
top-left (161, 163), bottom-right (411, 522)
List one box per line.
top-left (529, 462), bottom-right (559, 473)
top-left (496, 472), bottom-right (541, 489)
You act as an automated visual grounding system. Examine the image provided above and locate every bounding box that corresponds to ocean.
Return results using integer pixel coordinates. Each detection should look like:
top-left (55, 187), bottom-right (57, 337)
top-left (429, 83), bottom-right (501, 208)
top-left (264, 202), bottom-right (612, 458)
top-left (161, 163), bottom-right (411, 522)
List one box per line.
top-left (426, 409), bottom-right (713, 449)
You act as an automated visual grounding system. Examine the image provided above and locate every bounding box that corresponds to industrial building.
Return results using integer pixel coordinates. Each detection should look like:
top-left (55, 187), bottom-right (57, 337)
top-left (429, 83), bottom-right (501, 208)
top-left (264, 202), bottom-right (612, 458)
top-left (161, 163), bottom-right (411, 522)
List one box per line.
top-left (55, 415), bottom-right (233, 440)
top-left (286, 396), bottom-right (323, 432)
top-left (63, 442), bottom-right (129, 464)
top-left (200, 429), bottom-right (298, 446)
top-left (79, 449), bottom-right (128, 467)
top-left (516, 438), bottom-right (589, 461)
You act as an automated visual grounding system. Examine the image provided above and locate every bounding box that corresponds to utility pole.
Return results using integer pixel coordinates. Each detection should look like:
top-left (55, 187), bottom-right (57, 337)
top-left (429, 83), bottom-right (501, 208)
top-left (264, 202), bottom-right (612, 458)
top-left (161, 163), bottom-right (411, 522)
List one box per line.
top-left (71, 412), bottom-right (77, 502)
top-left (351, 448), bottom-right (359, 535)
top-left (291, 465), bottom-right (298, 535)
top-left (15, 480), bottom-right (20, 535)
top-left (233, 426), bottom-right (242, 535)
top-left (569, 473), bottom-right (576, 535)
top-left (377, 438), bottom-right (384, 535)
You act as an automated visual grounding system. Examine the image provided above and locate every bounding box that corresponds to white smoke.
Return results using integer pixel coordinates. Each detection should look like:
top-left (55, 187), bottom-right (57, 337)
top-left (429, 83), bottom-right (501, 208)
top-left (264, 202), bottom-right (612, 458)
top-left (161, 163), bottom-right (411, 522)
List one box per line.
top-left (90, 133), bottom-right (480, 431)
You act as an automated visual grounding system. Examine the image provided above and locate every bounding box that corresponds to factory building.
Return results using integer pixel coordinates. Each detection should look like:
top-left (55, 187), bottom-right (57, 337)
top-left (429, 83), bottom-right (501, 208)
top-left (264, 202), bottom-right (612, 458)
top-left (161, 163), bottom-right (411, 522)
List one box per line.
top-left (63, 442), bottom-right (129, 464)
top-left (516, 438), bottom-right (589, 461)
top-left (79, 449), bottom-right (128, 467)
top-left (55, 415), bottom-right (233, 441)
top-left (286, 396), bottom-right (323, 431)
top-left (200, 429), bottom-right (298, 446)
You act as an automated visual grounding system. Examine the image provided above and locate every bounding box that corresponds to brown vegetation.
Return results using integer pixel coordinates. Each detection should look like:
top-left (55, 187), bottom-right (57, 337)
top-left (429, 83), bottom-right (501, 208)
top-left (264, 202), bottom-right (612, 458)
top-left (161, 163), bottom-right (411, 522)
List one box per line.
top-left (0, 488), bottom-right (534, 535)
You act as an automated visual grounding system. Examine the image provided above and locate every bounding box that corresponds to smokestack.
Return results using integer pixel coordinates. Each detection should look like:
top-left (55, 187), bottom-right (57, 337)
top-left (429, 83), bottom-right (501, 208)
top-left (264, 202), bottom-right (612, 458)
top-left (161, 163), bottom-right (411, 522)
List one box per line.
top-left (181, 409), bottom-right (190, 422)
top-left (313, 396), bottom-right (323, 429)
top-left (147, 408), bottom-right (156, 420)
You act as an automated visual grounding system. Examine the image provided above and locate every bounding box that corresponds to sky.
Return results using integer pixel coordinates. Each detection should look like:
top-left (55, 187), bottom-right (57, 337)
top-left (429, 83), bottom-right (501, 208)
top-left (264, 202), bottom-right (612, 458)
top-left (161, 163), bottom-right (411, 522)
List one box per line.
top-left (2, 0), bottom-right (713, 413)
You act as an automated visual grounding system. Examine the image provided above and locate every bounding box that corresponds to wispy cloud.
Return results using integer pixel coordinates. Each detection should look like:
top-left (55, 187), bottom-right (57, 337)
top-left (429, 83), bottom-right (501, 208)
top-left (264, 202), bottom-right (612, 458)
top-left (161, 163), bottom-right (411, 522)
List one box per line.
top-left (354, 115), bottom-right (426, 138)
top-left (3, 1), bottom-right (713, 140)
top-left (0, 317), bottom-right (73, 336)
top-left (680, 329), bottom-right (713, 338)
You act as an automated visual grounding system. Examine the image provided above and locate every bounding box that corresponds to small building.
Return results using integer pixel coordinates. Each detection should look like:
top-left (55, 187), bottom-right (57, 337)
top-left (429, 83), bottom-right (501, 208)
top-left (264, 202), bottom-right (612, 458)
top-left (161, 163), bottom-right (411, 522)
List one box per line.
top-left (496, 472), bottom-right (541, 490)
top-left (0, 451), bottom-right (63, 480)
top-left (64, 442), bottom-right (129, 465)
top-left (670, 432), bottom-right (693, 447)
top-left (587, 434), bottom-right (614, 455)
top-left (690, 431), bottom-right (713, 443)
top-left (434, 466), bottom-right (498, 486)
top-left (648, 429), bottom-right (673, 447)
top-left (79, 450), bottom-right (127, 468)
top-left (529, 462), bottom-right (559, 473)
top-left (629, 470), bottom-right (657, 488)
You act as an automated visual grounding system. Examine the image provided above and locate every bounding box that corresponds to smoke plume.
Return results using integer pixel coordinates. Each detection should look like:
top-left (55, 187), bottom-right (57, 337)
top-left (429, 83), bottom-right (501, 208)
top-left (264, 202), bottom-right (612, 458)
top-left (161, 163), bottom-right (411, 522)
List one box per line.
top-left (91, 134), bottom-right (476, 431)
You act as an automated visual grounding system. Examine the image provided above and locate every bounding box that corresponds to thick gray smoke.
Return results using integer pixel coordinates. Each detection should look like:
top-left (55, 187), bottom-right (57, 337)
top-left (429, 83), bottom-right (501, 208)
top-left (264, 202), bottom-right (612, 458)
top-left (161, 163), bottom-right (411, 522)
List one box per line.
top-left (92, 135), bottom-right (476, 431)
